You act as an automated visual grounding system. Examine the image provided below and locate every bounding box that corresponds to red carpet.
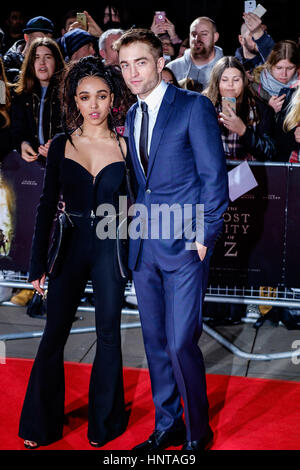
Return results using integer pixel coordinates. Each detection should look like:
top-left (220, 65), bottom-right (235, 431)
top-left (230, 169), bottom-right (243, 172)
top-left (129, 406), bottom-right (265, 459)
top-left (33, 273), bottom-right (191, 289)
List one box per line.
top-left (1, 358), bottom-right (300, 450)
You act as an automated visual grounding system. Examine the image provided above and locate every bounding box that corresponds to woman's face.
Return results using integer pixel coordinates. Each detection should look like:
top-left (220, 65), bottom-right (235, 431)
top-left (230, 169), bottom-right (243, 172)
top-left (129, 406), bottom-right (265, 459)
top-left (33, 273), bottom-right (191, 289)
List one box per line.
top-left (162, 69), bottom-right (175, 84)
top-left (161, 39), bottom-right (175, 57)
top-left (271, 59), bottom-right (297, 84)
top-left (74, 76), bottom-right (113, 127)
top-left (219, 67), bottom-right (244, 98)
top-left (34, 46), bottom-right (56, 86)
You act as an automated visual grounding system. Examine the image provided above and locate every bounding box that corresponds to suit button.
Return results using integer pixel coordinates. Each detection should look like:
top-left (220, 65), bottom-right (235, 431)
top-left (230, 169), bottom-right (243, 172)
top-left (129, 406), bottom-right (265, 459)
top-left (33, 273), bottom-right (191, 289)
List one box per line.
top-left (146, 189), bottom-right (151, 194)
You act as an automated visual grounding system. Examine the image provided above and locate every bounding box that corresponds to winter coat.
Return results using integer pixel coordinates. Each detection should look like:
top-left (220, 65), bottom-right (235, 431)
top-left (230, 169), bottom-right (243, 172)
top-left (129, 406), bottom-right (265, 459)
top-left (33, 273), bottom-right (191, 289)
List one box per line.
top-left (10, 79), bottom-right (62, 158)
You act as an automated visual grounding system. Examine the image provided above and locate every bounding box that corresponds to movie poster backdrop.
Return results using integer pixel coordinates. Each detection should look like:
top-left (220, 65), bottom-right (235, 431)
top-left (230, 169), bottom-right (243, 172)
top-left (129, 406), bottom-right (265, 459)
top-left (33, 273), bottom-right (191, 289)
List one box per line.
top-left (0, 151), bottom-right (45, 272)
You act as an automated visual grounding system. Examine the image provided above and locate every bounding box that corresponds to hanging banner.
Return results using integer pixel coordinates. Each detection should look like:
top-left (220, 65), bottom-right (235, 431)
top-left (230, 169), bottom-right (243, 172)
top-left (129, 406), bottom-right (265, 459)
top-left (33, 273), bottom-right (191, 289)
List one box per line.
top-left (0, 151), bottom-right (45, 272)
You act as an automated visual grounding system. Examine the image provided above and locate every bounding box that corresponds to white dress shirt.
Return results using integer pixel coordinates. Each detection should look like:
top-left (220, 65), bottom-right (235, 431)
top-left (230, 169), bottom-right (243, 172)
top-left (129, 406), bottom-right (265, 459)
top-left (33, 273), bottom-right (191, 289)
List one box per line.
top-left (134, 79), bottom-right (168, 174)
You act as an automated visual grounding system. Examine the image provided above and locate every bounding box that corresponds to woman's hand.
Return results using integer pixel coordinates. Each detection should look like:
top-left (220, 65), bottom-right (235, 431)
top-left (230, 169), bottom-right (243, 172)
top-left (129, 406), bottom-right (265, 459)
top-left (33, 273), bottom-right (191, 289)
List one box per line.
top-left (21, 142), bottom-right (38, 162)
top-left (294, 126), bottom-right (300, 143)
top-left (163, 17), bottom-right (177, 40)
top-left (150, 16), bottom-right (167, 35)
top-left (268, 94), bottom-right (286, 113)
top-left (38, 139), bottom-right (51, 158)
top-left (32, 273), bottom-right (46, 296)
top-left (219, 105), bottom-right (247, 136)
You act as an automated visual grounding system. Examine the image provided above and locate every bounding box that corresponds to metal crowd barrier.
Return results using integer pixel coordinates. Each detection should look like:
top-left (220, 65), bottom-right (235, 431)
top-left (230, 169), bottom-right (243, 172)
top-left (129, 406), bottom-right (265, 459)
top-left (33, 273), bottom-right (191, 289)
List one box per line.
top-left (1, 272), bottom-right (300, 362)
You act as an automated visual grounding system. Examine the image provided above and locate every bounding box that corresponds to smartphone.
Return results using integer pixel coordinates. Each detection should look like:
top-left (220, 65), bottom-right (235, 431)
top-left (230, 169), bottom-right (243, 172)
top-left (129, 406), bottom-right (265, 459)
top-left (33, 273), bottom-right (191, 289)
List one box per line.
top-left (76, 12), bottom-right (87, 30)
top-left (252, 4), bottom-right (267, 18)
top-left (222, 97), bottom-right (236, 116)
top-left (155, 11), bottom-right (166, 23)
top-left (244, 1), bottom-right (256, 13)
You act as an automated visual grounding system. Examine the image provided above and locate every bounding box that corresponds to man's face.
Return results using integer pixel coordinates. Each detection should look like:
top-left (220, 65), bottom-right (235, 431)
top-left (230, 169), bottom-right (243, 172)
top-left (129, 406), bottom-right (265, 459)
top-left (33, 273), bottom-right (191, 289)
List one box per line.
top-left (119, 41), bottom-right (164, 99)
top-left (61, 16), bottom-right (77, 35)
top-left (189, 19), bottom-right (218, 59)
top-left (7, 10), bottom-right (25, 34)
top-left (71, 43), bottom-right (95, 61)
top-left (100, 34), bottom-right (121, 65)
top-left (26, 31), bottom-right (53, 47)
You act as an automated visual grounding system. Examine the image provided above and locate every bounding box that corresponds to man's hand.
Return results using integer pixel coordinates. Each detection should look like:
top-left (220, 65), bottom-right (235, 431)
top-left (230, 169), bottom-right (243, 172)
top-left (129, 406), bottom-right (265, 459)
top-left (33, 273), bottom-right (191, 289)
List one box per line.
top-left (195, 241), bottom-right (207, 261)
top-left (242, 12), bottom-right (264, 40)
top-left (21, 142), bottom-right (38, 162)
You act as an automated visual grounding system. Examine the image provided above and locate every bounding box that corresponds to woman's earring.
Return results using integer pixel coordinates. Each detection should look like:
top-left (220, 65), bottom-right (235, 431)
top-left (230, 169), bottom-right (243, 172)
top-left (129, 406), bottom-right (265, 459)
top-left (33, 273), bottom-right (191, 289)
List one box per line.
top-left (75, 109), bottom-right (81, 121)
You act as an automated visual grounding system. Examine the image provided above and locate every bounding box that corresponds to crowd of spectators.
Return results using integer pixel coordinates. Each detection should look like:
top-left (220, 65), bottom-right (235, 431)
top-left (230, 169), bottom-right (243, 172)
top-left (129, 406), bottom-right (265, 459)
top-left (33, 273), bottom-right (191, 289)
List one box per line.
top-left (0, 5), bottom-right (299, 306)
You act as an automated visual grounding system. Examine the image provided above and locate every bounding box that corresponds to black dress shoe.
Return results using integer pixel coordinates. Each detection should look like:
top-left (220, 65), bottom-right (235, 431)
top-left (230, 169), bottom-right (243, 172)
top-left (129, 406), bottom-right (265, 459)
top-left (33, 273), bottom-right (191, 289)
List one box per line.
top-left (181, 427), bottom-right (214, 451)
top-left (132, 426), bottom-right (186, 451)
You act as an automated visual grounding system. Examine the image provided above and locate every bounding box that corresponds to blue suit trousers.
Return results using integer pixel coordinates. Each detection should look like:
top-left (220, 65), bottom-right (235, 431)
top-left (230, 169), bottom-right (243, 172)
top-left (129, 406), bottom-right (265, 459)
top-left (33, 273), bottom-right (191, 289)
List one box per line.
top-left (133, 239), bottom-right (212, 441)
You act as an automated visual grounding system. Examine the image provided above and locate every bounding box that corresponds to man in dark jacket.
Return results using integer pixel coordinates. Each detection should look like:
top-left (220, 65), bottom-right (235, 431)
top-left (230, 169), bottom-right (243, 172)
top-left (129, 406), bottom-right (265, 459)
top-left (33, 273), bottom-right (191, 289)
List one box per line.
top-left (3, 16), bottom-right (54, 81)
top-left (235, 12), bottom-right (274, 73)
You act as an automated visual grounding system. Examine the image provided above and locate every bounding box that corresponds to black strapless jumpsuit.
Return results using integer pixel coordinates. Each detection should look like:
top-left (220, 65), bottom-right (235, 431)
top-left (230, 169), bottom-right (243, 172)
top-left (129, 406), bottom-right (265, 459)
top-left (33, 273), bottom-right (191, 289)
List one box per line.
top-left (18, 133), bottom-right (127, 446)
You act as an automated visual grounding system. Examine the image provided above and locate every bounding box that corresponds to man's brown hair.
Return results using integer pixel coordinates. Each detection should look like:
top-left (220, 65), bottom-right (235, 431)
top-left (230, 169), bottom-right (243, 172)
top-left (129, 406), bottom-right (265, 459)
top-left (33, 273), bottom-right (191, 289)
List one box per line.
top-left (113, 28), bottom-right (163, 60)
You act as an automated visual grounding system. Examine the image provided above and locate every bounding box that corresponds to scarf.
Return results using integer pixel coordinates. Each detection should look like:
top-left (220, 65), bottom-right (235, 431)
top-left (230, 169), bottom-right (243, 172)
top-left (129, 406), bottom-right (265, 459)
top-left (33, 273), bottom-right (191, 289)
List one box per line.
top-left (260, 68), bottom-right (299, 96)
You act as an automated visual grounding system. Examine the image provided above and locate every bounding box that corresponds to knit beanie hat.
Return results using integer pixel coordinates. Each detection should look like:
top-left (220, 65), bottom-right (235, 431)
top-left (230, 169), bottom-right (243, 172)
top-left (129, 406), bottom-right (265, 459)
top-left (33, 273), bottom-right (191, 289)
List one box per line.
top-left (62, 28), bottom-right (94, 60)
top-left (23, 16), bottom-right (54, 34)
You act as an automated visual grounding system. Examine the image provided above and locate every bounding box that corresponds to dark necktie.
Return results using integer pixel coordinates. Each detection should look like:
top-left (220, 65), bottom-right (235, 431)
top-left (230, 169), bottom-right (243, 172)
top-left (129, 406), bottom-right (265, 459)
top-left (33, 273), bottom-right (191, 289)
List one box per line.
top-left (139, 101), bottom-right (149, 175)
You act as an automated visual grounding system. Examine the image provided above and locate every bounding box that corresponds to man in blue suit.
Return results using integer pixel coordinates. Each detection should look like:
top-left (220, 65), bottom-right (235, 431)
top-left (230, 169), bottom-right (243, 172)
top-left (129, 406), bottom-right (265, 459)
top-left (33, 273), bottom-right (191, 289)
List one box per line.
top-left (115, 29), bottom-right (228, 451)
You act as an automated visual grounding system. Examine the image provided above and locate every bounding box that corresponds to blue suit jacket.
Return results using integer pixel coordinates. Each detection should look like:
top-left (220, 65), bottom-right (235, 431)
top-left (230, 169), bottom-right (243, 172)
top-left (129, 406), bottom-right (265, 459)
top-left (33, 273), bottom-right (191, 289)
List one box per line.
top-left (126, 84), bottom-right (229, 271)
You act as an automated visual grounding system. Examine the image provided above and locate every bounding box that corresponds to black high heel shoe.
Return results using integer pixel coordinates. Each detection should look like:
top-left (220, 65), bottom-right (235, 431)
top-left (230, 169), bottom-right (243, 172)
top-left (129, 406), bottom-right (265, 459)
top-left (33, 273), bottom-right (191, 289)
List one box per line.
top-left (89, 440), bottom-right (103, 448)
top-left (24, 440), bottom-right (39, 449)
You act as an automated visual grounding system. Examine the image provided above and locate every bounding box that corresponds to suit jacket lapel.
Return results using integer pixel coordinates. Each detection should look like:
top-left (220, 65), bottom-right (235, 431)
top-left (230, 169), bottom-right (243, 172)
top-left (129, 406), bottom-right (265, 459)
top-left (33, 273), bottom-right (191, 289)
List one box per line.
top-left (147, 84), bottom-right (177, 179)
top-left (128, 103), bottom-right (146, 185)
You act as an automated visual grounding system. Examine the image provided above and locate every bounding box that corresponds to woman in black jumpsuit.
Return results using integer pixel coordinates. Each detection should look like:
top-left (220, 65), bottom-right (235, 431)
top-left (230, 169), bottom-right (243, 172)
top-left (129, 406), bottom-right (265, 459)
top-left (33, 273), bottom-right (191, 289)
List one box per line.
top-left (19, 57), bottom-right (128, 448)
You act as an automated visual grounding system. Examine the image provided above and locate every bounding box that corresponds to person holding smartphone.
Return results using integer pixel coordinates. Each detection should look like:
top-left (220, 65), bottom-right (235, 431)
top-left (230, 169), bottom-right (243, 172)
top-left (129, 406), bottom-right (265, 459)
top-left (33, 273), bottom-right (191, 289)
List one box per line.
top-left (150, 12), bottom-right (182, 61)
top-left (235, 12), bottom-right (274, 73)
top-left (203, 56), bottom-right (275, 160)
top-left (251, 40), bottom-right (300, 114)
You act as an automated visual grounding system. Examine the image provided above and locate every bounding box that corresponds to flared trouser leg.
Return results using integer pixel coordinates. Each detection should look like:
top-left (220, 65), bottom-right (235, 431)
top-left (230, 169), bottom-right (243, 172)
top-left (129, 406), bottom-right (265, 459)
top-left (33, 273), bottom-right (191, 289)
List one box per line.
top-left (87, 245), bottom-right (127, 444)
top-left (18, 260), bottom-right (88, 445)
